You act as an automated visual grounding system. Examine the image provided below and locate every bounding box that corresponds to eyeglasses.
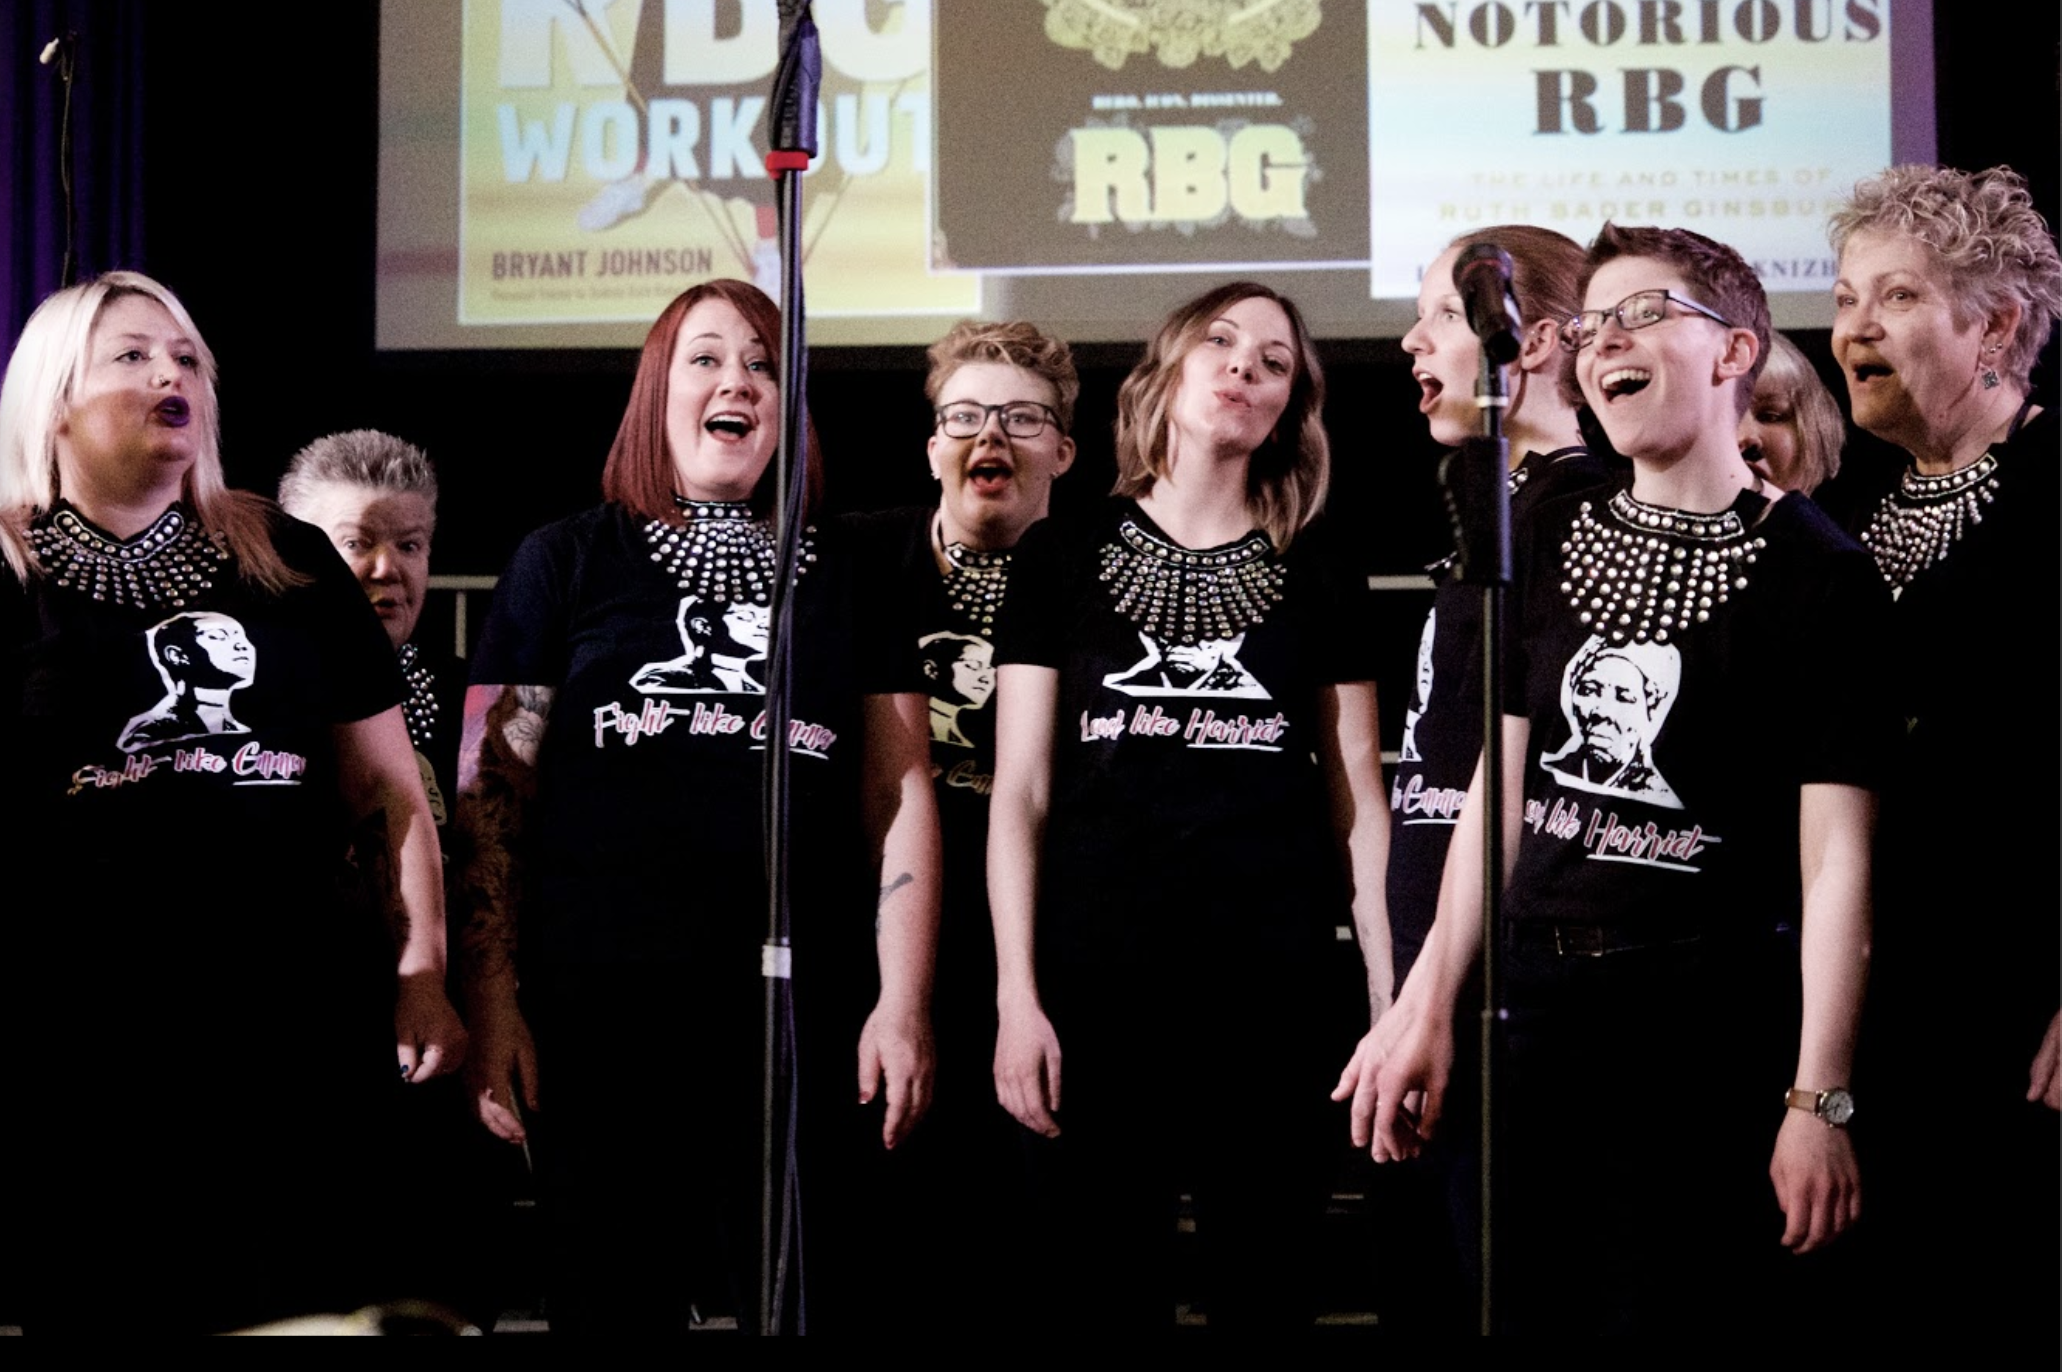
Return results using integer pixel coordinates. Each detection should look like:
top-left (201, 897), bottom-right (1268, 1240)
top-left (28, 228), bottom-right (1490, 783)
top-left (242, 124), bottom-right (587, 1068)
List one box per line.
top-left (1559, 289), bottom-right (1734, 353)
top-left (934, 401), bottom-right (1062, 439)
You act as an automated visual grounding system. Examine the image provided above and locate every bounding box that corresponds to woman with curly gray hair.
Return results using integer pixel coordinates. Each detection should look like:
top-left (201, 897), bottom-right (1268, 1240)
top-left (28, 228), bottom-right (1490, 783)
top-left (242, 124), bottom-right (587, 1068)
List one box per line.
top-left (1829, 164), bottom-right (2060, 1340)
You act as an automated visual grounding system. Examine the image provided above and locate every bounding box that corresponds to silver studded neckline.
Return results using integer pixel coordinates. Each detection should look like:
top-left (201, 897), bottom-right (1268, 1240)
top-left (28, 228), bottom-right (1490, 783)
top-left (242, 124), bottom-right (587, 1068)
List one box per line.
top-left (643, 498), bottom-right (812, 603)
top-left (941, 538), bottom-right (1011, 634)
top-left (396, 641), bottom-right (440, 753)
top-left (1859, 452), bottom-right (2000, 593)
top-left (1099, 511), bottom-right (1284, 647)
top-left (1558, 489), bottom-right (1766, 646)
top-left (28, 502), bottom-right (231, 610)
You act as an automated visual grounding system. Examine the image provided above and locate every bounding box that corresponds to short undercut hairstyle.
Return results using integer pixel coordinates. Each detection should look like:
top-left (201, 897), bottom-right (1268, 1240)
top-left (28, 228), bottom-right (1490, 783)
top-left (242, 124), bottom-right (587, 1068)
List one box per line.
top-left (1581, 223), bottom-right (1772, 416)
top-left (278, 429), bottom-right (439, 531)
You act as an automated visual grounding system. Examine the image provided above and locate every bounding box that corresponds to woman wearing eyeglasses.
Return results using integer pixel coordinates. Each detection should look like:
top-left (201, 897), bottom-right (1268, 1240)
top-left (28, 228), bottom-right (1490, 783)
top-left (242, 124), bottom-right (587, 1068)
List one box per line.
top-left (844, 319), bottom-right (1079, 1326)
top-left (1355, 226), bottom-right (1898, 1333)
top-left (986, 283), bottom-right (1390, 1331)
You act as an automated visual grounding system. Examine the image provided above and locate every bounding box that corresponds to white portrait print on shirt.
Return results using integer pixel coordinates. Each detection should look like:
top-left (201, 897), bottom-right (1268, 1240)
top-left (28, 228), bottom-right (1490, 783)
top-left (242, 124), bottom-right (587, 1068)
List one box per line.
top-left (630, 594), bottom-right (771, 695)
top-left (1101, 630), bottom-right (1270, 699)
top-left (117, 611), bottom-right (258, 753)
top-left (1538, 634), bottom-right (1684, 809)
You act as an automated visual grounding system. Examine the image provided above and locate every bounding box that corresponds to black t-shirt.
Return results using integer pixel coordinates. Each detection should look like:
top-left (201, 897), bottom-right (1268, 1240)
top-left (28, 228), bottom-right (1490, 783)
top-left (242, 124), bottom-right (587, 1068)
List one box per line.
top-left (7, 504), bottom-right (403, 1082)
top-left (1501, 485), bottom-right (1898, 946)
top-left (842, 507), bottom-right (1004, 1039)
top-left (1387, 446), bottom-right (1619, 977)
top-left (1850, 406), bottom-right (2060, 1061)
top-left (399, 638), bottom-right (468, 834)
top-left (998, 498), bottom-right (1378, 980)
top-left (468, 504), bottom-right (918, 986)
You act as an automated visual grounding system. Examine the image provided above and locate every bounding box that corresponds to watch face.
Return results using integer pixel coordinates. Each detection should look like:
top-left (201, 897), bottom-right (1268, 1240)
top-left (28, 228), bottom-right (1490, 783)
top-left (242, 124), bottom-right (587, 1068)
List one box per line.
top-left (1820, 1089), bottom-right (1855, 1126)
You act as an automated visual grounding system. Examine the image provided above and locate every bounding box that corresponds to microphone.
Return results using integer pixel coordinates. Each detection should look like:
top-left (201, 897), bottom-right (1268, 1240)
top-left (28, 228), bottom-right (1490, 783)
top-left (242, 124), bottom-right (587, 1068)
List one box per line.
top-left (39, 36), bottom-right (63, 64)
top-left (770, 2), bottom-right (819, 159)
top-left (1456, 242), bottom-right (1524, 368)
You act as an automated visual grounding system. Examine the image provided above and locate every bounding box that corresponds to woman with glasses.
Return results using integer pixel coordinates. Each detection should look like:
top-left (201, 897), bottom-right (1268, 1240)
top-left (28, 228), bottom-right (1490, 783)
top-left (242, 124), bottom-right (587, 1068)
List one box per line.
top-left (1826, 164), bottom-right (2061, 1338)
top-left (1355, 226), bottom-right (1897, 1332)
top-left (456, 279), bottom-right (940, 1333)
top-left (844, 318), bottom-right (1079, 1328)
top-left (987, 282), bottom-right (1390, 1331)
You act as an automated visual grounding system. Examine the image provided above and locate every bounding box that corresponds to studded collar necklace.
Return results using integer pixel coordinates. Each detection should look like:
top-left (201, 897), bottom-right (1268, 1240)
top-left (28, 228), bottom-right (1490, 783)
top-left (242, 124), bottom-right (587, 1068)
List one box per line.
top-left (395, 641), bottom-right (441, 752)
top-left (1101, 503), bottom-right (1284, 646)
top-left (1859, 398), bottom-right (2033, 593)
top-left (643, 497), bottom-right (814, 604)
top-left (930, 509), bottom-right (1011, 634)
top-left (28, 500), bottom-right (231, 610)
top-left (1560, 484), bottom-right (1770, 646)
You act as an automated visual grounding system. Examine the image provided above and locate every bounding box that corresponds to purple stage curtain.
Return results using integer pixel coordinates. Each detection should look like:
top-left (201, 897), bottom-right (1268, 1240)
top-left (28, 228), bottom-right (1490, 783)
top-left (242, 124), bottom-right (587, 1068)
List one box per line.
top-left (2, 0), bottom-right (147, 354)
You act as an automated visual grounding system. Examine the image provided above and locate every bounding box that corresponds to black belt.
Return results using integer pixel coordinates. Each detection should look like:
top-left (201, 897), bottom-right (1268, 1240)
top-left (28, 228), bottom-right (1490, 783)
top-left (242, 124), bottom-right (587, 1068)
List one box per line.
top-left (1518, 921), bottom-right (1713, 959)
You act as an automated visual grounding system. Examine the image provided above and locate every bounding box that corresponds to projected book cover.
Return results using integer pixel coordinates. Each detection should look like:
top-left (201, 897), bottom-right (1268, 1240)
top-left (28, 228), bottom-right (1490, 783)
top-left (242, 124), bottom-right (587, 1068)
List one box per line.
top-left (934, 0), bottom-right (1370, 272)
top-left (458, 0), bottom-right (976, 326)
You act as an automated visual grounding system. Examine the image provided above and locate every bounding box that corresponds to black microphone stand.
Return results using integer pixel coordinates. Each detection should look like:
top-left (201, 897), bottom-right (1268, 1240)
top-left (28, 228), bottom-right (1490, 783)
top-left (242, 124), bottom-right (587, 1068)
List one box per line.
top-left (760, 4), bottom-right (819, 1338)
top-left (42, 31), bottom-right (80, 287)
top-left (1436, 272), bottom-right (1516, 1337)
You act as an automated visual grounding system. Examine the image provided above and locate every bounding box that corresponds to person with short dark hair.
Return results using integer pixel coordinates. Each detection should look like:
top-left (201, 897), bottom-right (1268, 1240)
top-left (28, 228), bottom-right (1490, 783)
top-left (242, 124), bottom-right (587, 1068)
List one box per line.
top-left (1356, 225), bottom-right (1898, 1333)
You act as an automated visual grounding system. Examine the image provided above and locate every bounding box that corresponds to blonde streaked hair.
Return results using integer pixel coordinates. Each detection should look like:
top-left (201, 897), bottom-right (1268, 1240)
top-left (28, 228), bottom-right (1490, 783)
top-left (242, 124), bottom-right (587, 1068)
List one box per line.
top-left (1112, 282), bottom-right (1328, 551)
top-left (0, 270), bottom-right (303, 592)
top-left (1752, 332), bottom-right (1845, 495)
top-left (924, 319), bottom-right (1080, 432)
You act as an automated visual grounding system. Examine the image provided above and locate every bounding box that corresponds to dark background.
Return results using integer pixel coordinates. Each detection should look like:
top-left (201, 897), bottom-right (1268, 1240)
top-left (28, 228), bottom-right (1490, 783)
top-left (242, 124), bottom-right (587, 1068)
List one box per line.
top-left (5, 2), bottom-right (2057, 735)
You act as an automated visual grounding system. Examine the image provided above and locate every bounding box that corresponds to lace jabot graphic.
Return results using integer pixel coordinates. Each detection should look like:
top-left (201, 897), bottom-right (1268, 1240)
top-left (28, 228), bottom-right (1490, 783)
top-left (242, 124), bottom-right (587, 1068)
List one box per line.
top-left (1043, 0), bottom-right (1321, 72)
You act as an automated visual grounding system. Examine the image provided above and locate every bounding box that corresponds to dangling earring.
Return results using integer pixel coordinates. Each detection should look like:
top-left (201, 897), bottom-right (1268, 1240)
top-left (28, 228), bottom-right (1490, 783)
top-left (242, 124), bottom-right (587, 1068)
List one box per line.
top-left (1982, 341), bottom-right (2002, 390)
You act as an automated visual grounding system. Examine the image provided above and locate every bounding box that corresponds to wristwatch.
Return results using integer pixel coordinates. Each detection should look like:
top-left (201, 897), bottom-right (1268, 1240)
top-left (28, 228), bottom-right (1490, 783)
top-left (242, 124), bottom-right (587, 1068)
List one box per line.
top-left (1785, 1086), bottom-right (1856, 1128)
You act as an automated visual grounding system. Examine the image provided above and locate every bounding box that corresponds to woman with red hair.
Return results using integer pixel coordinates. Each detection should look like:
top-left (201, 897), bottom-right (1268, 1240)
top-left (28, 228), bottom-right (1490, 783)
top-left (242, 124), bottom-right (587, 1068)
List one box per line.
top-left (457, 279), bottom-right (939, 1333)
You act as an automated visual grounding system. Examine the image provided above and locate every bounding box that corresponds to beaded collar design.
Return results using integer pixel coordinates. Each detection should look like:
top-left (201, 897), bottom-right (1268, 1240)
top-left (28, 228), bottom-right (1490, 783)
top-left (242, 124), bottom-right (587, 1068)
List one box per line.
top-left (1858, 452), bottom-right (1999, 593)
top-left (396, 642), bottom-right (440, 752)
top-left (941, 539), bottom-right (1010, 634)
top-left (28, 502), bottom-right (230, 610)
top-left (643, 498), bottom-right (812, 603)
top-left (1099, 513), bottom-right (1284, 646)
top-left (1560, 489), bottom-right (1766, 646)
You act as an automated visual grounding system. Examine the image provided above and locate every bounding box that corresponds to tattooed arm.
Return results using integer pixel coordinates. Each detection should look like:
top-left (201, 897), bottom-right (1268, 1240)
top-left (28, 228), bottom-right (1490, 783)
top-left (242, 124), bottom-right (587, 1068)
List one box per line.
top-left (454, 682), bottom-right (554, 1143)
top-left (334, 704), bottom-right (468, 1082)
top-left (855, 690), bottom-right (942, 1149)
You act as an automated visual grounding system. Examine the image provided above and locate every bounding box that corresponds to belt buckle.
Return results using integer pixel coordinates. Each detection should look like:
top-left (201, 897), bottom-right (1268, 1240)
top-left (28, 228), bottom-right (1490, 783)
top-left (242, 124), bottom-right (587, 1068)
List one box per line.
top-left (1553, 924), bottom-right (1608, 958)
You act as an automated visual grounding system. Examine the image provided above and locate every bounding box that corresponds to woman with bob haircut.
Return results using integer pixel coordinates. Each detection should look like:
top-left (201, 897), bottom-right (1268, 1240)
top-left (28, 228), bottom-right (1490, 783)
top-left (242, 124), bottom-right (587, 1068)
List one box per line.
top-left (1827, 163), bottom-right (2062, 1338)
top-left (0, 271), bottom-right (465, 1332)
top-left (457, 277), bottom-right (940, 1334)
top-left (1739, 331), bottom-right (1845, 496)
top-left (987, 281), bottom-right (1391, 1331)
